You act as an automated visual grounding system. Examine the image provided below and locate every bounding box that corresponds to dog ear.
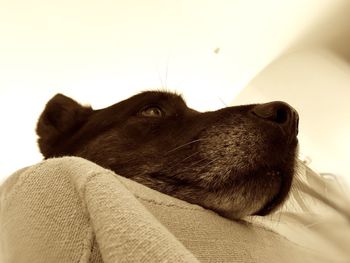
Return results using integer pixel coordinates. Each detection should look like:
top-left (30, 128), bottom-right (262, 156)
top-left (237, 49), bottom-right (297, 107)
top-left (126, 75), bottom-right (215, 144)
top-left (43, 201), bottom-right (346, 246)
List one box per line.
top-left (36, 94), bottom-right (93, 158)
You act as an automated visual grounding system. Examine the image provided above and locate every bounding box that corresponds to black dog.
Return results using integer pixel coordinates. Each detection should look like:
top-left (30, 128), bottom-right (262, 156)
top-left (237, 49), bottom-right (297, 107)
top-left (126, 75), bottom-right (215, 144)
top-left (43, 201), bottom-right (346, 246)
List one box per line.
top-left (36, 91), bottom-right (299, 219)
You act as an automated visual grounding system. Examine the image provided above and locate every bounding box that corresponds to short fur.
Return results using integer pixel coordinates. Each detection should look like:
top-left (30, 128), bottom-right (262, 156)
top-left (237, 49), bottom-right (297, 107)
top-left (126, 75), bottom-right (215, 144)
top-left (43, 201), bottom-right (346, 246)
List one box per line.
top-left (36, 91), bottom-right (299, 219)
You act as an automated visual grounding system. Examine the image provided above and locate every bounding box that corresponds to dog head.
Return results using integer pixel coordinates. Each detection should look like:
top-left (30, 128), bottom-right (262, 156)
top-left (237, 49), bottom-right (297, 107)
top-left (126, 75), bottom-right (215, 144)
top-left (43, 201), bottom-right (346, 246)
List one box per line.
top-left (37, 91), bottom-right (299, 219)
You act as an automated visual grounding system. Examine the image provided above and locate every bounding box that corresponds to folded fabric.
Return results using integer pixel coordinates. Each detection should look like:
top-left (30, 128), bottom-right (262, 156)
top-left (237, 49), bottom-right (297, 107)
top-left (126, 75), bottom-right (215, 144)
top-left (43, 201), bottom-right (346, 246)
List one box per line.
top-left (0, 157), bottom-right (349, 262)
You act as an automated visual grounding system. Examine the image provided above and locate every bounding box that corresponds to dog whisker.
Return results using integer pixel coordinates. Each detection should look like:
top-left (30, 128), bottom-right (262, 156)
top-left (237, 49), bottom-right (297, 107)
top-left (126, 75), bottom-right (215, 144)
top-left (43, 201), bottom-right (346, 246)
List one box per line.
top-left (163, 156), bottom-right (222, 184)
top-left (165, 139), bottom-right (206, 154)
top-left (180, 151), bottom-right (201, 162)
top-left (166, 156), bottom-right (210, 175)
top-left (218, 97), bottom-right (228, 107)
top-left (165, 151), bottom-right (201, 168)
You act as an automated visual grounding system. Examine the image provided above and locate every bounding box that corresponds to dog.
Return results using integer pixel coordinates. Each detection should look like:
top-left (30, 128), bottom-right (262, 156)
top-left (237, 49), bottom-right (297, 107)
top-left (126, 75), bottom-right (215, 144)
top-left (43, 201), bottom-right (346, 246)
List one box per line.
top-left (36, 91), bottom-right (299, 219)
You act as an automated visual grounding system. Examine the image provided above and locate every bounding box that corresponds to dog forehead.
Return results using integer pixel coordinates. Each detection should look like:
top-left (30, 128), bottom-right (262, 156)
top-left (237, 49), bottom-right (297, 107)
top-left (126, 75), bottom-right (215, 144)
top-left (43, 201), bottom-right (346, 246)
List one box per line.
top-left (106, 90), bottom-right (187, 111)
top-left (135, 90), bottom-right (185, 105)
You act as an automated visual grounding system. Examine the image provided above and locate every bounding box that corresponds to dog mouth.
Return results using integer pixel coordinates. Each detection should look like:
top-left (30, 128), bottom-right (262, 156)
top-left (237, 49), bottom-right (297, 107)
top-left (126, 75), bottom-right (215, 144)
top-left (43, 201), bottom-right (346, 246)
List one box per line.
top-left (207, 159), bottom-right (296, 218)
top-left (252, 168), bottom-right (293, 216)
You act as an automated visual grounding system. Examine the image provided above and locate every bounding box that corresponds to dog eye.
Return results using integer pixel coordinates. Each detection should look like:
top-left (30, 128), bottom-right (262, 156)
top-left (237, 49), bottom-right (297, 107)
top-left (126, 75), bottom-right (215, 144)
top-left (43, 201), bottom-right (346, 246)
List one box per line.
top-left (140, 106), bottom-right (164, 117)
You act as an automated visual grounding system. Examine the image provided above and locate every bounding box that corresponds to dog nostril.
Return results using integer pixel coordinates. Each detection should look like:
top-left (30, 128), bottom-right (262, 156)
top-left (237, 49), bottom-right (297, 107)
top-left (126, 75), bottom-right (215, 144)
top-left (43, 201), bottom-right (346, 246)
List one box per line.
top-left (273, 108), bottom-right (287, 124)
top-left (252, 101), bottom-right (298, 127)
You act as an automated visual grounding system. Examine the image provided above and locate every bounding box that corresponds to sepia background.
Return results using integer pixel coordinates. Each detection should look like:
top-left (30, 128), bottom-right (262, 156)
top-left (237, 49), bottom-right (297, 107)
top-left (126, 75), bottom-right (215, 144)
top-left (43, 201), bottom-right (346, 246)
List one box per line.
top-left (0, 0), bottom-right (349, 189)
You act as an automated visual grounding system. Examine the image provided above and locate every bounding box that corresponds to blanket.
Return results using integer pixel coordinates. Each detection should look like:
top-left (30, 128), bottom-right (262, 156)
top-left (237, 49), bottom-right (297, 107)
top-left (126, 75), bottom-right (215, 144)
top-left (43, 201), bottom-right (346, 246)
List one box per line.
top-left (1, 157), bottom-right (349, 262)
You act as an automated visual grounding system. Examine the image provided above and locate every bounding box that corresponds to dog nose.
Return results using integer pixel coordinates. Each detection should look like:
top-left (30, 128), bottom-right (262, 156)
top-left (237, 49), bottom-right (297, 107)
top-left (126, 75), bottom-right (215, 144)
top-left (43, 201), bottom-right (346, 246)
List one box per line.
top-left (251, 101), bottom-right (299, 136)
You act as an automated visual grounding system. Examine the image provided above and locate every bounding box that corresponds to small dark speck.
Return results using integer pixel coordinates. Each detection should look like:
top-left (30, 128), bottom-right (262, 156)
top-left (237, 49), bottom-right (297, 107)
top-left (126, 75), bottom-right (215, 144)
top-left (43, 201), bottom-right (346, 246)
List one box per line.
top-left (214, 47), bottom-right (220, 54)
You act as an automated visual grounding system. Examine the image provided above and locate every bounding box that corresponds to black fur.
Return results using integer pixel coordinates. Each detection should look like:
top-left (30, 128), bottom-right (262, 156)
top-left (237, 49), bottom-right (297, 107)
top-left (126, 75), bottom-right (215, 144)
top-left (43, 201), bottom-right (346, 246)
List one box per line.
top-left (37, 91), bottom-right (299, 219)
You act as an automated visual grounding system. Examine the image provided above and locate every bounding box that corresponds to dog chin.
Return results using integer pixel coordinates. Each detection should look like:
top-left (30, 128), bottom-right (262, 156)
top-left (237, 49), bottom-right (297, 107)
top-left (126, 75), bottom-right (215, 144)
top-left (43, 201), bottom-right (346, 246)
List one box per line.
top-left (199, 171), bottom-right (283, 219)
